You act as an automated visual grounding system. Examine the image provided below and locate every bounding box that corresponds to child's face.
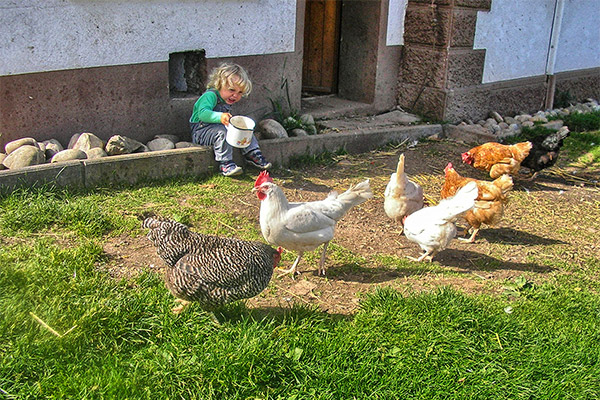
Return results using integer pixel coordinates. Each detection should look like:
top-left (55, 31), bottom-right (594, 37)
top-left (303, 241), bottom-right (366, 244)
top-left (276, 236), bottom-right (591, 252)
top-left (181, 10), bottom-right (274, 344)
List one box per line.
top-left (219, 80), bottom-right (245, 105)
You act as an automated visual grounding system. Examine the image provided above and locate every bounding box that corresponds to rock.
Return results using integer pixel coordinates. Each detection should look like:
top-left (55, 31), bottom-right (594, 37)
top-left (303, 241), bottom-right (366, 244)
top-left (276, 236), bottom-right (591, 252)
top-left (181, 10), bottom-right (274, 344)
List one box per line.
top-left (105, 135), bottom-right (145, 155)
top-left (50, 149), bottom-right (87, 163)
top-left (147, 138), bottom-right (175, 151)
top-left (374, 110), bottom-right (421, 125)
top-left (299, 113), bottom-right (315, 126)
top-left (504, 116), bottom-right (518, 125)
top-left (68, 133), bottom-right (81, 149)
top-left (2, 145), bottom-right (45, 169)
top-left (42, 139), bottom-right (64, 159)
top-left (175, 141), bottom-right (202, 148)
top-left (289, 128), bottom-right (309, 137)
top-left (490, 111), bottom-right (504, 123)
top-left (72, 132), bottom-right (105, 152)
top-left (154, 134), bottom-right (180, 144)
top-left (85, 147), bottom-right (108, 159)
top-left (0, 153), bottom-right (6, 170)
top-left (542, 120), bottom-right (564, 131)
top-left (5, 137), bottom-right (38, 154)
top-left (522, 120), bottom-right (535, 128)
top-left (531, 115), bottom-right (548, 123)
top-left (255, 119), bottom-right (288, 140)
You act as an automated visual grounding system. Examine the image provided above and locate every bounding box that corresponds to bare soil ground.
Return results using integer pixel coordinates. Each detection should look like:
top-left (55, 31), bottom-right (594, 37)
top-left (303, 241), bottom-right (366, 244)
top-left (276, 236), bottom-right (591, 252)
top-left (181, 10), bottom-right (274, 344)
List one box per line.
top-left (103, 138), bottom-right (600, 315)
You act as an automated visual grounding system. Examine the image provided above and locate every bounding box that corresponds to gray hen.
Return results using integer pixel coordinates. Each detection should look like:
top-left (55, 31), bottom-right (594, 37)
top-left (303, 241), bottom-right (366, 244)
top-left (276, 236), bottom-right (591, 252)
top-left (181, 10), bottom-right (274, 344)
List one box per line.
top-left (143, 217), bottom-right (282, 313)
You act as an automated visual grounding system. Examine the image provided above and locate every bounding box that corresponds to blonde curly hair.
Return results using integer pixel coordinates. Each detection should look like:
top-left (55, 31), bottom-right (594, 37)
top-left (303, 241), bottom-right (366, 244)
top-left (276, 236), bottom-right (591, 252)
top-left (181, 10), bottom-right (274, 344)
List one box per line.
top-left (207, 63), bottom-right (252, 97)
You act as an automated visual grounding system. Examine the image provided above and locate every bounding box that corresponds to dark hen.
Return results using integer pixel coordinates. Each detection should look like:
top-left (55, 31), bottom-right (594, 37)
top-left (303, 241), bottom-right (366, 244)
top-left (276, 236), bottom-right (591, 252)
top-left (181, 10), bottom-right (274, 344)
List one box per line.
top-left (520, 127), bottom-right (570, 179)
top-left (143, 217), bottom-right (281, 313)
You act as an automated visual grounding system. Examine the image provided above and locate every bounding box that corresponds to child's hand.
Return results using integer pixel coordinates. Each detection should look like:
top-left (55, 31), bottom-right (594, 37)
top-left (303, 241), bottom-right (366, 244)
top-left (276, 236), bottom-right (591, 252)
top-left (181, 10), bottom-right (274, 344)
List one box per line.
top-left (220, 112), bottom-right (232, 126)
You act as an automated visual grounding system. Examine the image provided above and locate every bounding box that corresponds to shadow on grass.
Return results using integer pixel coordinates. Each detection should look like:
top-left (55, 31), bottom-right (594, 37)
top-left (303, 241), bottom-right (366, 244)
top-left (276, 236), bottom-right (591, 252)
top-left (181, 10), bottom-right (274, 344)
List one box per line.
top-left (210, 301), bottom-right (351, 325)
top-left (434, 248), bottom-right (554, 273)
top-left (475, 227), bottom-right (566, 245)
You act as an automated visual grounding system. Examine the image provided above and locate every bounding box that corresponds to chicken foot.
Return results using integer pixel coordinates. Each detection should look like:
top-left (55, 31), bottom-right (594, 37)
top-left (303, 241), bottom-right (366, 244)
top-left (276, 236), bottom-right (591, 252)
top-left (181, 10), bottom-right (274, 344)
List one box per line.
top-left (277, 251), bottom-right (304, 278)
top-left (458, 228), bottom-right (480, 243)
top-left (171, 299), bottom-right (191, 314)
top-left (407, 250), bottom-right (434, 263)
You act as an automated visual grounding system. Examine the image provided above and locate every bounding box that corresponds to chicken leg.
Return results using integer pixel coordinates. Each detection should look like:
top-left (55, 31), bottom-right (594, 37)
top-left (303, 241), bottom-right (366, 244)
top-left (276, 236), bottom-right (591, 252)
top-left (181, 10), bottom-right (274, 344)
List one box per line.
top-left (458, 228), bottom-right (480, 243)
top-left (318, 242), bottom-right (330, 276)
top-left (277, 251), bottom-right (304, 278)
top-left (407, 250), bottom-right (435, 263)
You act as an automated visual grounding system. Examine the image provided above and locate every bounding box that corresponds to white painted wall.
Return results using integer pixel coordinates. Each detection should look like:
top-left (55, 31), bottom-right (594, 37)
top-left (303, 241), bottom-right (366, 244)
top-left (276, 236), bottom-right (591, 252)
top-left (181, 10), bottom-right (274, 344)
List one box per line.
top-left (474, 0), bottom-right (600, 83)
top-left (0, 0), bottom-right (297, 76)
top-left (386, 0), bottom-right (408, 46)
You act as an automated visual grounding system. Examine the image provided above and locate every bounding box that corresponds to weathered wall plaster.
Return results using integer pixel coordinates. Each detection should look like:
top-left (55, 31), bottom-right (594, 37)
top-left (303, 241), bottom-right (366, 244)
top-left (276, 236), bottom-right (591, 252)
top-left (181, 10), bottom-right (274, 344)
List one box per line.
top-left (474, 0), bottom-right (600, 83)
top-left (1, 0), bottom-right (296, 76)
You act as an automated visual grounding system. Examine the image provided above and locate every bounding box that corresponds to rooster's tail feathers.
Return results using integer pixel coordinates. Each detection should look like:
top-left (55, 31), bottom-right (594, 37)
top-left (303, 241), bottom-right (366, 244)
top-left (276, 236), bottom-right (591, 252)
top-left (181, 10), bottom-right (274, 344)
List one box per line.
top-left (511, 141), bottom-right (533, 161)
top-left (541, 128), bottom-right (570, 149)
top-left (142, 217), bottom-right (161, 229)
top-left (337, 179), bottom-right (373, 206)
top-left (436, 181), bottom-right (478, 220)
top-left (395, 154), bottom-right (406, 183)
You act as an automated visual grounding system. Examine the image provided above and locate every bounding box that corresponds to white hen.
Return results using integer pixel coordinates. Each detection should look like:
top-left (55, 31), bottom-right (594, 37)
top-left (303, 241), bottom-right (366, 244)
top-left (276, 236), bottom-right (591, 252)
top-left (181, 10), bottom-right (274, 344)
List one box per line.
top-left (384, 153), bottom-right (424, 224)
top-left (253, 171), bottom-right (373, 276)
top-left (403, 181), bottom-right (477, 262)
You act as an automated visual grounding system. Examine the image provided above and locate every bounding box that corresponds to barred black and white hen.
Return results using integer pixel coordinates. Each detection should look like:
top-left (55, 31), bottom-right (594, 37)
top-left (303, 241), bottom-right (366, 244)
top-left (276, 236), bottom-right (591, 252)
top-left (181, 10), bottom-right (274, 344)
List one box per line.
top-left (143, 217), bottom-right (282, 314)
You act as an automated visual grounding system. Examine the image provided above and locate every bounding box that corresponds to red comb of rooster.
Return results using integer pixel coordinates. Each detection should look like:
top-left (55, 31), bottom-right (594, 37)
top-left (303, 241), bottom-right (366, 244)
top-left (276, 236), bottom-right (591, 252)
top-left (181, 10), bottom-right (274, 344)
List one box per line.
top-left (254, 170), bottom-right (273, 187)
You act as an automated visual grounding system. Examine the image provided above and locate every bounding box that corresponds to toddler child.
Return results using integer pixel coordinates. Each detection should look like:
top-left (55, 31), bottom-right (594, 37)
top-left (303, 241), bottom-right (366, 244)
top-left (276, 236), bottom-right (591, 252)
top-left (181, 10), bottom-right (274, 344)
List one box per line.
top-left (189, 63), bottom-right (271, 176)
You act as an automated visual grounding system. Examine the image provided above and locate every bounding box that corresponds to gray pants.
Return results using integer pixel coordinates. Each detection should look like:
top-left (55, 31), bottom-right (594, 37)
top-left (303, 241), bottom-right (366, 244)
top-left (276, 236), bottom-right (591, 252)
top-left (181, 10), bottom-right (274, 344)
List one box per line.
top-left (190, 122), bottom-right (259, 163)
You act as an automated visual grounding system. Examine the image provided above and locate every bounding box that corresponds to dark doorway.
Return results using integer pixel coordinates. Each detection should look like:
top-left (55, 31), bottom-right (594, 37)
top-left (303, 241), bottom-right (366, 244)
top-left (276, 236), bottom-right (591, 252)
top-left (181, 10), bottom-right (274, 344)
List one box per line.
top-left (302, 0), bottom-right (342, 95)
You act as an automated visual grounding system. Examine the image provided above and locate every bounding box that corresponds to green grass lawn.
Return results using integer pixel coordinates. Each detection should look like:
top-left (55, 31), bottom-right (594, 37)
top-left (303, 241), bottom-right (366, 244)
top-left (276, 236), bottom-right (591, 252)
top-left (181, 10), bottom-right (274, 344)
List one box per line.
top-left (1, 121), bottom-right (600, 399)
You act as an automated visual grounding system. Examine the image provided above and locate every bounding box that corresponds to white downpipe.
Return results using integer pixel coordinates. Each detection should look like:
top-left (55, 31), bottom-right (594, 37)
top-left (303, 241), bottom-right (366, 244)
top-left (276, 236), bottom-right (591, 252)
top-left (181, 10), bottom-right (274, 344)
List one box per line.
top-left (545, 0), bottom-right (565, 109)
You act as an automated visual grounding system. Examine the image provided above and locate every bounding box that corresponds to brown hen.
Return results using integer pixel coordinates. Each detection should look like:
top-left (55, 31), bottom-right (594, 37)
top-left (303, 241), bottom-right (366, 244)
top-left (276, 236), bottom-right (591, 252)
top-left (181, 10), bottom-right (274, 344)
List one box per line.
top-left (461, 141), bottom-right (532, 178)
top-left (441, 163), bottom-right (513, 243)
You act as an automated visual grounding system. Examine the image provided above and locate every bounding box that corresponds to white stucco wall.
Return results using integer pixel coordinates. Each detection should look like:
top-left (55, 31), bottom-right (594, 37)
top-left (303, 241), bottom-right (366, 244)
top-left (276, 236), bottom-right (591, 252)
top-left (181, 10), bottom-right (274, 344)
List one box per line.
top-left (386, 0), bottom-right (408, 46)
top-left (0, 0), bottom-right (296, 76)
top-left (474, 0), bottom-right (600, 83)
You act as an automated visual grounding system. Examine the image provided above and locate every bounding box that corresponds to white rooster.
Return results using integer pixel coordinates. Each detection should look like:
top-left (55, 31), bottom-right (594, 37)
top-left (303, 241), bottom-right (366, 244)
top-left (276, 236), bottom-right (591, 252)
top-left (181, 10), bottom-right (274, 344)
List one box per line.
top-left (383, 153), bottom-right (424, 225)
top-left (253, 171), bottom-right (373, 276)
top-left (403, 181), bottom-right (478, 262)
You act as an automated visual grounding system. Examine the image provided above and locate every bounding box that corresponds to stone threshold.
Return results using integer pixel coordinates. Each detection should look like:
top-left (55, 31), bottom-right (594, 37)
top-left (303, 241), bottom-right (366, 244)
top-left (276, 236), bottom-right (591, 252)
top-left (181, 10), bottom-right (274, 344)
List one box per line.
top-left (0, 124), bottom-right (441, 193)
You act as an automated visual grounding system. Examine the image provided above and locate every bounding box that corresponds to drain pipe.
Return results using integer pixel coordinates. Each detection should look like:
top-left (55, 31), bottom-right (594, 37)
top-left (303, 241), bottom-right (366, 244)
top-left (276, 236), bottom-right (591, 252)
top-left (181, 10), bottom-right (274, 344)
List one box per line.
top-left (545, 0), bottom-right (565, 110)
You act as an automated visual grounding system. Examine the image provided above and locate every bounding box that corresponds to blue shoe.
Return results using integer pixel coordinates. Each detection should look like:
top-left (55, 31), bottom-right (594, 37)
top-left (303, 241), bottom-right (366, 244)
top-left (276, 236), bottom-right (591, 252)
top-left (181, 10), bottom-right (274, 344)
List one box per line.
top-left (245, 151), bottom-right (272, 170)
top-left (220, 161), bottom-right (243, 177)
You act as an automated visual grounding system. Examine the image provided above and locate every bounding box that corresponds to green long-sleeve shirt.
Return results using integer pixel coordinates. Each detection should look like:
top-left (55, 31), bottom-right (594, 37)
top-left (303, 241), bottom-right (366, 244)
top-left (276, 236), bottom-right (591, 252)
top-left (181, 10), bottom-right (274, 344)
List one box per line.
top-left (189, 90), bottom-right (228, 123)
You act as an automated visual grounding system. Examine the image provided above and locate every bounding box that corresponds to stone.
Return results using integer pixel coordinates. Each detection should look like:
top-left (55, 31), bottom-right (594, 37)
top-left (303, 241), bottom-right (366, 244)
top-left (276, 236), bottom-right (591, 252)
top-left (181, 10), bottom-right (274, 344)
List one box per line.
top-left (490, 111), bottom-right (504, 123)
top-left (42, 139), bottom-right (64, 159)
top-left (105, 135), bottom-right (145, 155)
top-left (73, 132), bottom-right (105, 152)
top-left (255, 119), bottom-right (288, 140)
top-left (374, 110), bottom-right (422, 125)
top-left (175, 142), bottom-right (202, 148)
top-left (290, 128), bottom-right (309, 137)
top-left (2, 145), bottom-right (45, 169)
top-left (147, 138), bottom-right (175, 151)
top-left (85, 147), bottom-right (108, 159)
top-left (68, 133), bottom-right (81, 149)
top-left (154, 134), bottom-right (180, 144)
top-left (542, 120), bottom-right (564, 131)
top-left (50, 149), bottom-right (87, 163)
top-left (5, 137), bottom-right (38, 154)
top-left (0, 153), bottom-right (6, 170)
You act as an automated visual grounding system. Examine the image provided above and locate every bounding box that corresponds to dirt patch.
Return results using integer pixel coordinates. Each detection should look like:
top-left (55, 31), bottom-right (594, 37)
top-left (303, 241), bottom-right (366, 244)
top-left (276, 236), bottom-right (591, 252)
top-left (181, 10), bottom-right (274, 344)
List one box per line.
top-left (102, 139), bottom-right (600, 315)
